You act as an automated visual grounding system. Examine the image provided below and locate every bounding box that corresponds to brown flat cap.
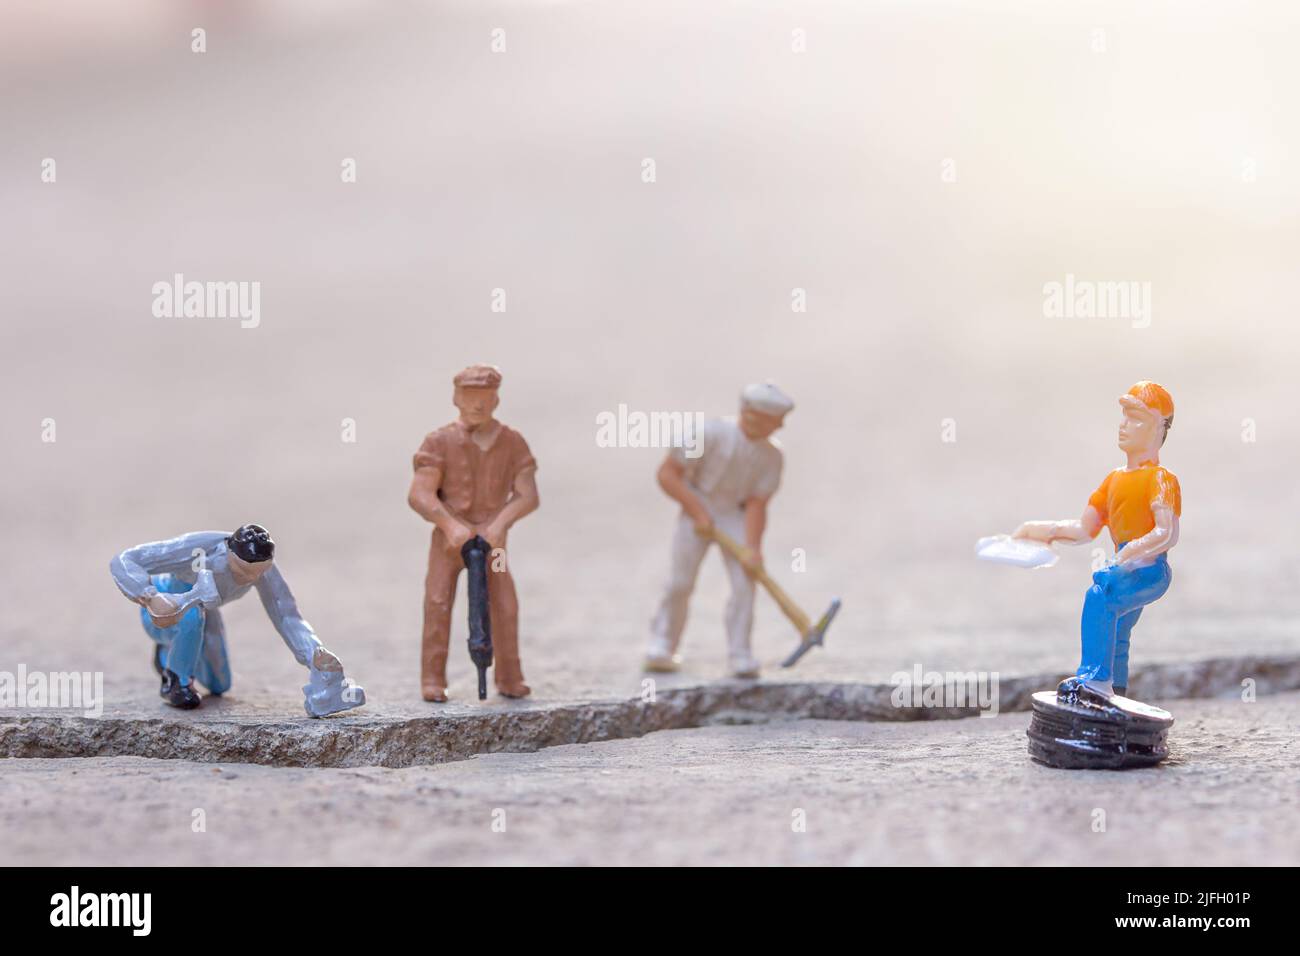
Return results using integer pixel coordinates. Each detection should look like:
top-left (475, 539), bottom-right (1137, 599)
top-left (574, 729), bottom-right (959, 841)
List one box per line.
top-left (453, 364), bottom-right (503, 389)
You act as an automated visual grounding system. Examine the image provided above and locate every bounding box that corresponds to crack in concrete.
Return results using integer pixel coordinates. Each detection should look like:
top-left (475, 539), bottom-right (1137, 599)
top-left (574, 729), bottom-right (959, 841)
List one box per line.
top-left (2, 654), bottom-right (1296, 769)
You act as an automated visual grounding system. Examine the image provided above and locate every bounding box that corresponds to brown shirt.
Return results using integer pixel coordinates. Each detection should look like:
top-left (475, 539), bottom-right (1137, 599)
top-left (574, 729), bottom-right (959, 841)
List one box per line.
top-left (413, 421), bottom-right (537, 524)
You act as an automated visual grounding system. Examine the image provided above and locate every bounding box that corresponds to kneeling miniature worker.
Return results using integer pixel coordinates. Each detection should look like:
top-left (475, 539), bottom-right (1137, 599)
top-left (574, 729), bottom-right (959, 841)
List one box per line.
top-left (1011, 381), bottom-right (1181, 705)
top-left (110, 524), bottom-right (366, 716)
top-left (646, 382), bottom-right (793, 678)
top-left (407, 364), bottom-right (540, 702)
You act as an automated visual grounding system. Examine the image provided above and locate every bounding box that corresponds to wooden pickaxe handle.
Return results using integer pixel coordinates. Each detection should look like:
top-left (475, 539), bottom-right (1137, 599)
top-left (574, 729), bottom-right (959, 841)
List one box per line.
top-left (704, 526), bottom-right (812, 634)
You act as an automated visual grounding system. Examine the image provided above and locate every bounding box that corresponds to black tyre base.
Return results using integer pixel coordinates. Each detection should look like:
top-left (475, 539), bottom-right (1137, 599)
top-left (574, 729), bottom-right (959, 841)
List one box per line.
top-left (1026, 690), bottom-right (1173, 770)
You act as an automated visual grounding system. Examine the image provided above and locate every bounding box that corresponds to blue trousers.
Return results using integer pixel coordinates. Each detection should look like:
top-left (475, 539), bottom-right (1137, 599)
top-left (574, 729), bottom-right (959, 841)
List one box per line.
top-left (140, 574), bottom-right (232, 693)
top-left (1077, 551), bottom-right (1171, 688)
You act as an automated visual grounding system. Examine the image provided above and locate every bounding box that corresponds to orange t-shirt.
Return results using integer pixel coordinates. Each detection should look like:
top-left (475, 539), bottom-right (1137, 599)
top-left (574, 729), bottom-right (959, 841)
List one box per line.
top-left (1087, 464), bottom-right (1181, 547)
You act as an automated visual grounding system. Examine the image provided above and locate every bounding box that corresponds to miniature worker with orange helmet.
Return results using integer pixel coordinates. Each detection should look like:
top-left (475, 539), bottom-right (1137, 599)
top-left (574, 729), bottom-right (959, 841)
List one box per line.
top-left (1011, 382), bottom-right (1180, 705)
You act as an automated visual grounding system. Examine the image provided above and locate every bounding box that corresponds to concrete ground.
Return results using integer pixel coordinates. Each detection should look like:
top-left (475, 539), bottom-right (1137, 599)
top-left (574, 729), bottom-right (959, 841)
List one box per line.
top-left (2, 2), bottom-right (1299, 865)
top-left (2, 692), bottom-right (1295, 866)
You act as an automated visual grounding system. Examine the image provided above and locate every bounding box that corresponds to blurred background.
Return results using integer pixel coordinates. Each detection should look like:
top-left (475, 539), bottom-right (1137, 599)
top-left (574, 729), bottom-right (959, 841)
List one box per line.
top-left (2, 0), bottom-right (1298, 714)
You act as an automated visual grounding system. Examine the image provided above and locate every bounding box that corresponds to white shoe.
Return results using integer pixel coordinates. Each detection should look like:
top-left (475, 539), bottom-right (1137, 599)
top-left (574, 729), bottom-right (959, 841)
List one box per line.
top-left (644, 638), bottom-right (682, 673)
top-left (729, 654), bottom-right (761, 679)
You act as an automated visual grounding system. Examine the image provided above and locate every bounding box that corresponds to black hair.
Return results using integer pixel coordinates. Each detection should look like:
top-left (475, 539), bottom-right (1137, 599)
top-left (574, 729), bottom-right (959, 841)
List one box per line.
top-left (228, 524), bottom-right (275, 563)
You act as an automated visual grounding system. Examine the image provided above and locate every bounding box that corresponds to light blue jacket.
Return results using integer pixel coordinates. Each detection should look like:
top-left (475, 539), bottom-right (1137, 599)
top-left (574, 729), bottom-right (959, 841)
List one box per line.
top-left (110, 530), bottom-right (320, 667)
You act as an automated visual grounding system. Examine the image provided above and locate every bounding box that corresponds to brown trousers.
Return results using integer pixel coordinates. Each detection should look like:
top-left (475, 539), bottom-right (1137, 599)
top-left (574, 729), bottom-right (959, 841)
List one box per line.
top-left (420, 530), bottom-right (526, 692)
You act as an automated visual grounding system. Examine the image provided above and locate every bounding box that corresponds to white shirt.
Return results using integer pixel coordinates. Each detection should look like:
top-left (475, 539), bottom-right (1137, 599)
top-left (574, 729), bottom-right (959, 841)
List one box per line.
top-left (673, 417), bottom-right (783, 512)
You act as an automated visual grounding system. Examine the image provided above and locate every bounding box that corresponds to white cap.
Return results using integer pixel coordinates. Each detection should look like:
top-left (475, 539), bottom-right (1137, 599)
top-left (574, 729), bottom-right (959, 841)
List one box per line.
top-left (740, 381), bottom-right (795, 416)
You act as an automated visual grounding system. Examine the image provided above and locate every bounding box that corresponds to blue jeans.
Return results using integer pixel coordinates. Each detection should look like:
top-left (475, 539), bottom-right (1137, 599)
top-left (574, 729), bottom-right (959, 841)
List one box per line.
top-left (1077, 549), bottom-right (1171, 688)
top-left (139, 574), bottom-right (232, 693)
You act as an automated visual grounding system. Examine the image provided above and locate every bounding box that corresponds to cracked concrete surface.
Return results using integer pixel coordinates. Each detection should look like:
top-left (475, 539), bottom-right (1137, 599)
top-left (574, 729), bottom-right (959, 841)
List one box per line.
top-left (3, 654), bottom-right (1298, 768)
top-left (2, 693), bottom-right (1295, 866)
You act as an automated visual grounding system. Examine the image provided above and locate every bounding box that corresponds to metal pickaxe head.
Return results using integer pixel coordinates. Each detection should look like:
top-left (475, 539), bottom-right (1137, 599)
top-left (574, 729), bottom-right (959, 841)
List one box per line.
top-left (780, 597), bottom-right (841, 668)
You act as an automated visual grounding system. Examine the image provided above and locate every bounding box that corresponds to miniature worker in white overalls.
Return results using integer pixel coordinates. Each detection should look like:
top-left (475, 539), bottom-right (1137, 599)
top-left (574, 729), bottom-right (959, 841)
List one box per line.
top-left (646, 382), bottom-right (793, 678)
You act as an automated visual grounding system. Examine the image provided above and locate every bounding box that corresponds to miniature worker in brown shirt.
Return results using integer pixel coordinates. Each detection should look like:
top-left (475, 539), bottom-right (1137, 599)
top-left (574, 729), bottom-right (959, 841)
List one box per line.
top-left (407, 364), bottom-right (540, 701)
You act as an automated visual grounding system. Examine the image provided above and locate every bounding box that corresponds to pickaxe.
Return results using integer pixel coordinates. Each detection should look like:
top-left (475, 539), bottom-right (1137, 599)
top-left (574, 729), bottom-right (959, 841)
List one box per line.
top-left (704, 527), bottom-right (841, 667)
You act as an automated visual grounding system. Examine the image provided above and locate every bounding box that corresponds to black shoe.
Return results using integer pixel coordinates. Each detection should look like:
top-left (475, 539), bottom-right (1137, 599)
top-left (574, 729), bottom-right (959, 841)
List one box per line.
top-left (152, 646), bottom-right (166, 677)
top-left (1113, 686), bottom-right (1128, 699)
top-left (1056, 676), bottom-right (1111, 708)
top-left (160, 669), bottom-right (202, 710)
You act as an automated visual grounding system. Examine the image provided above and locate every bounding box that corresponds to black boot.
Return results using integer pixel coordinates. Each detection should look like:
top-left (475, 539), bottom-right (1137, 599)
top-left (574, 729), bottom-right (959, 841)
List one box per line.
top-left (1114, 686), bottom-right (1128, 699)
top-left (160, 669), bottom-right (201, 710)
top-left (1056, 676), bottom-right (1111, 708)
top-left (152, 645), bottom-right (166, 677)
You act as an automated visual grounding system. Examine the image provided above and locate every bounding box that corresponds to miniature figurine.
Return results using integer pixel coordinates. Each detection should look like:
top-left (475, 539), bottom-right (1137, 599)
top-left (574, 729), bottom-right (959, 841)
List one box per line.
top-left (110, 524), bottom-right (366, 717)
top-left (407, 364), bottom-right (540, 702)
top-left (979, 381), bottom-right (1180, 768)
top-left (645, 382), bottom-right (796, 678)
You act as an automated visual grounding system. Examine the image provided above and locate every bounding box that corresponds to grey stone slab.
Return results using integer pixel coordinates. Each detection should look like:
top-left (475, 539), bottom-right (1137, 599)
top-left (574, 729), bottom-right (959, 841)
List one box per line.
top-left (4, 653), bottom-right (1296, 768)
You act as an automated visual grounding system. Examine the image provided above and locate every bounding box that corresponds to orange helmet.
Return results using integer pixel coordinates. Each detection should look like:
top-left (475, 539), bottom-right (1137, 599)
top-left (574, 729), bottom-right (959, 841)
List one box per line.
top-left (1121, 381), bottom-right (1174, 420)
